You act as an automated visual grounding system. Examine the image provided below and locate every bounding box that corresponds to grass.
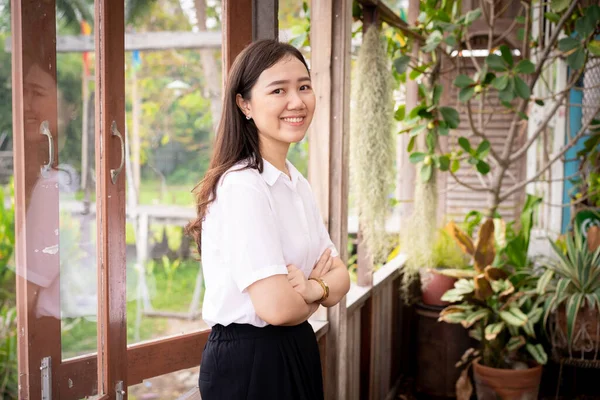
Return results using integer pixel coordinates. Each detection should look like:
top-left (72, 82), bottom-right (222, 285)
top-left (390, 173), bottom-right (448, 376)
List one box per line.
top-left (61, 259), bottom-right (202, 360)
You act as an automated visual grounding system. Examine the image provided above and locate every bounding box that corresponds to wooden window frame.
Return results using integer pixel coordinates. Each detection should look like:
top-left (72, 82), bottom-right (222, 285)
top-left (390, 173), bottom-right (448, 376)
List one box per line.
top-left (14, 1), bottom-right (293, 399)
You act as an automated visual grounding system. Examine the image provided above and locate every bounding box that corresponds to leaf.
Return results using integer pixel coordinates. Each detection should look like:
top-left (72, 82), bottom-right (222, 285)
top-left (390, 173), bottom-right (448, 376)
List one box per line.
top-left (550, 0), bottom-right (569, 12)
top-left (459, 86), bottom-right (476, 102)
top-left (407, 136), bottom-right (416, 152)
top-left (464, 8), bottom-right (482, 25)
top-left (476, 160), bottom-right (490, 174)
top-left (409, 152), bottom-right (426, 164)
top-left (515, 60), bottom-right (535, 74)
top-left (567, 48), bottom-right (585, 70)
top-left (558, 37), bottom-right (580, 53)
top-left (566, 293), bottom-right (584, 348)
top-left (439, 155), bottom-right (450, 171)
top-left (486, 54), bottom-right (507, 72)
top-left (485, 322), bottom-right (505, 340)
top-left (461, 309), bottom-right (491, 328)
top-left (576, 12), bottom-right (596, 38)
top-left (589, 40), bottom-right (600, 56)
top-left (499, 87), bottom-right (515, 103)
top-left (484, 266), bottom-right (508, 281)
top-left (474, 274), bottom-right (493, 300)
top-left (536, 269), bottom-right (554, 294)
top-left (526, 343), bottom-right (548, 365)
top-left (445, 221), bottom-right (475, 255)
top-left (451, 159), bottom-right (460, 173)
top-left (433, 84), bottom-right (443, 105)
top-left (499, 307), bottom-right (528, 327)
top-left (394, 105), bottom-right (406, 121)
top-left (408, 105), bottom-right (427, 119)
top-left (444, 35), bottom-right (457, 47)
top-left (454, 74), bottom-right (474, 88)
top-left (458, 137), bottom-right (471, 152)
top-left (440, 107), bottom-right (460, 129)
top-left (423, 30), bottom-right (443, 53)
top-left (499, 45), bottom-right (513, 67)
top-left (394, 55), bottom-right (411, 74)
top-left (438, 310), bottom-right (467, 324)
top-left (409, 68), bottom-right (424, 80)
top-left (476, 140), bottom-right (491, 157)
top-left (492, 75), bottom-right (509, 91)
top-left (474, 219), bottom-right (496, 272)
top-left (506, 335), bottom-right (526, 351)
top-left (514, 76), bottom-right (531, 100)
top-left (535, 99), bottom-right (545, 106)
top-left (544, 12), bottom-right (560, 24)
top-left (420, 163), bottom-right (433, 182)
top-left (410, 125), bottom-right (427, 137)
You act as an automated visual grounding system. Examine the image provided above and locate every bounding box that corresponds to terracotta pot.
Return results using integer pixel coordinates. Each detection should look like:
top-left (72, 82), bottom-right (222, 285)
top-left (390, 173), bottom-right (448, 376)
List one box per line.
top-left (420, 268), bottom-right (457, 306)
top-left (473, 361), bottom-right (542, 400)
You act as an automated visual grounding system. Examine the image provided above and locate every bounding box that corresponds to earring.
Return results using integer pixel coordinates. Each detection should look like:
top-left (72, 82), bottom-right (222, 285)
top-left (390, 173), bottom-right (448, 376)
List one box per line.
top-left (246, 115), bottom-right (252, 120)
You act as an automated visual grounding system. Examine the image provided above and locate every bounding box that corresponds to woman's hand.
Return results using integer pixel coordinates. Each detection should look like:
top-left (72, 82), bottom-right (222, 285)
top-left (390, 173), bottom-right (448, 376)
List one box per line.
top-left (309, 248), bottom-right (333, 279)
top-left (287, 264), bottom-right (324, 303)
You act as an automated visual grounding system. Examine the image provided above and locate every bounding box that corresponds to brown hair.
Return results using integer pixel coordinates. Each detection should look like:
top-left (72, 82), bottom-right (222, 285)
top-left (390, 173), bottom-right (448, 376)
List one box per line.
top-left (186, 39), bottom-right (310, 253)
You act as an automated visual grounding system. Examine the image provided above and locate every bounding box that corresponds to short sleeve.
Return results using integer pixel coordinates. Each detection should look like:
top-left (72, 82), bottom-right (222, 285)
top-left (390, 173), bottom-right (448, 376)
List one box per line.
top-left (219, 182), bottom-right (288, 291)
top-left (317, 215), bottom-right (339, 258)
top-left (305, 181), bottom-right (339, 258)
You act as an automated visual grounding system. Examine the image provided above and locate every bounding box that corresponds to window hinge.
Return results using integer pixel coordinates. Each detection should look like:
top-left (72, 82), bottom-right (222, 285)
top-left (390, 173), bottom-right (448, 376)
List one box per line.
top-left (41, 357), bottom-right (52, 400)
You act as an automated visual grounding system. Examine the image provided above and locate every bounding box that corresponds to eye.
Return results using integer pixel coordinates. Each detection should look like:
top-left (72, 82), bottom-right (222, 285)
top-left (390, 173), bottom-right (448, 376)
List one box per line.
top-left (300, 84), bottom-right (312, 91)
top-left (272, 88), bottom-right (284, 95)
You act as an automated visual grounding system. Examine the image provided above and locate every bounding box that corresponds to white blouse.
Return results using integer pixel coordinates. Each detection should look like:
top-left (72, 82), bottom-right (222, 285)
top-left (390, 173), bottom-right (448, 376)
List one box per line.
top-left (201, 158), bottom-right (339, 328)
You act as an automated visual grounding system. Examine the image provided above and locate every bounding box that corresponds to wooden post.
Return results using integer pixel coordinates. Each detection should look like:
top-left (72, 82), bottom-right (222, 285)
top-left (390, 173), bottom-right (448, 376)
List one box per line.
top-left (396, 0), bottom-right (420, 223)
top-left (222, 0), bottom-right (253, 76)
top-left (309, 0), bottom-right (352, 398)
top-left (355, 0), bottom-right (380, 289)
top-left (253, 0), bottom-right (279, 40)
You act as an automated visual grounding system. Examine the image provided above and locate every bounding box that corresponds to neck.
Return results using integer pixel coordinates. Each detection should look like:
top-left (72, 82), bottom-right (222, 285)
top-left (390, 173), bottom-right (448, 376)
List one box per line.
top-left (260, 138), bottom-right (290, 174)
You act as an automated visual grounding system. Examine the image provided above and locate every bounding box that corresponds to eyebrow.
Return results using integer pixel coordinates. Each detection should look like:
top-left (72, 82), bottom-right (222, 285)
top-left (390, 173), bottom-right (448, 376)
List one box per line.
top-left (266, 77), bottom-right (312, 88)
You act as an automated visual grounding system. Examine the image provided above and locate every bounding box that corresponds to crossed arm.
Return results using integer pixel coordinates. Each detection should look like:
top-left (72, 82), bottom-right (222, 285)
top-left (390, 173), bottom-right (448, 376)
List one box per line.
top-left (246, 249), bottom-right (351, 326)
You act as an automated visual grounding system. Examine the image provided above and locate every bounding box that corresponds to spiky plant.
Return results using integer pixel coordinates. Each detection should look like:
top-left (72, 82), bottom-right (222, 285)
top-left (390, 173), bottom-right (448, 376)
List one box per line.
top-left (350, 26), bottom-right (394, 264)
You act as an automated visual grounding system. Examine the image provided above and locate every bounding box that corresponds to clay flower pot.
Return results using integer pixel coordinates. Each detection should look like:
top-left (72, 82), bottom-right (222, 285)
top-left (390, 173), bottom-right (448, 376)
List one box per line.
top-left (473, 360), bottom-right (542, 400)
top-left (419, 268), bottom-right (457, 306)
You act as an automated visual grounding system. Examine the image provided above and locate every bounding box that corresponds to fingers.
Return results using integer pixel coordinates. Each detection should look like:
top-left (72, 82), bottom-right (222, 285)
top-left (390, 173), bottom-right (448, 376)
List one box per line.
top-left (311, 249), bottom-right (332, 278)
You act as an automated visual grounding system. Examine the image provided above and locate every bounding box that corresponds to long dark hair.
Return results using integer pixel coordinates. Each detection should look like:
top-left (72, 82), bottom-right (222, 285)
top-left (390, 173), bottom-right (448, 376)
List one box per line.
top-left (186, 40), bottom-right (310, 253)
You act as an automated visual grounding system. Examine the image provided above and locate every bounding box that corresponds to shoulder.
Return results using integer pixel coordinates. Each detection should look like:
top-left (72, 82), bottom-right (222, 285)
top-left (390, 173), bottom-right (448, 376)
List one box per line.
top-left (218, 162), bottom-right (267, 196)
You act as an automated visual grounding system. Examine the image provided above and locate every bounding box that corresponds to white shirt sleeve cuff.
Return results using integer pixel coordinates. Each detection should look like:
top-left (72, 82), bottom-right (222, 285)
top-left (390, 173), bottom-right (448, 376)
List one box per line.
top-left (235, 264), bottom-right (288, 292)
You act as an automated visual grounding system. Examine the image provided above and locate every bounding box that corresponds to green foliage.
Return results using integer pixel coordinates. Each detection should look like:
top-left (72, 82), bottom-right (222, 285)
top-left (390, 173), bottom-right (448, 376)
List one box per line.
top-left (350, 26), bottom-right (395, 263)
top-left (538, 226), bottom-right (600, 352)
top-left (392, 0), bottom-right (600, 215)
top-left (0, 303), bottom-right (17, 398)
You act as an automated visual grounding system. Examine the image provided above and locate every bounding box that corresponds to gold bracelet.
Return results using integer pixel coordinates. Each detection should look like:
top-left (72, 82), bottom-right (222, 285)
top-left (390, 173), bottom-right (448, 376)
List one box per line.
top-left (309, 277), bottom-right (330, 303)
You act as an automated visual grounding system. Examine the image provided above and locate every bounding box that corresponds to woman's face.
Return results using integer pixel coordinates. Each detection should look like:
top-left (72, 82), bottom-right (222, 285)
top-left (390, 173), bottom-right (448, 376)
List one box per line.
top-left (237, 55), bottom-right (316, 150)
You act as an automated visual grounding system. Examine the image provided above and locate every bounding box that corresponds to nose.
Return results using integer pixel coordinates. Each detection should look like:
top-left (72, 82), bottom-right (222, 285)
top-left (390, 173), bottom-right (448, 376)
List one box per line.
top-left (287, 90), bottom-right (306, 110)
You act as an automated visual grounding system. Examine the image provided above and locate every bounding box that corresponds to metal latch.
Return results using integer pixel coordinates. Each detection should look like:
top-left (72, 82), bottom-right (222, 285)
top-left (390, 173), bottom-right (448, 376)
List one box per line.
top-left (41, 357), bottom-right (52, 399)
top-left (116, 381), bottom-right (125, 399)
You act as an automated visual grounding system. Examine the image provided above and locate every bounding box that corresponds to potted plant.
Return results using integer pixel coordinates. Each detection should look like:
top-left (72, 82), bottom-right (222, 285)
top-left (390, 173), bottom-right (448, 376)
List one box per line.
top-left (538, 225), bottom-right (600, 359)
top-left (440, 219), bottom-right (548, 400)
top-left (419, 228), bottom-right (470, 306)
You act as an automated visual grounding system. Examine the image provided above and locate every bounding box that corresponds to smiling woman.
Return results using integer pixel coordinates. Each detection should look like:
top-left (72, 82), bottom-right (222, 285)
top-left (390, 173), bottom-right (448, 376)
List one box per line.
top-left (186, 40), bottom-right (350, 400)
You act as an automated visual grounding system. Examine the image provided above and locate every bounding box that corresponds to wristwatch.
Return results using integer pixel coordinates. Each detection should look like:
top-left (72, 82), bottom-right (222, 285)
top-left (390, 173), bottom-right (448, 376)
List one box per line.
top-left (310, 277), bottom-right (330, 303)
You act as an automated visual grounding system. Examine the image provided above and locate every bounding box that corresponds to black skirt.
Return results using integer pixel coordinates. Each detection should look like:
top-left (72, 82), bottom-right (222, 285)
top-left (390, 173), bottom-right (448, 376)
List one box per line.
top-left (198, 320), bottom-right (324, 400)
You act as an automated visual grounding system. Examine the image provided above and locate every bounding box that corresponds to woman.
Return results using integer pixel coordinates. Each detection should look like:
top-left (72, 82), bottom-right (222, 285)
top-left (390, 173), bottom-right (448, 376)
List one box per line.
top-left (186, 39), bottom-right (351, 399)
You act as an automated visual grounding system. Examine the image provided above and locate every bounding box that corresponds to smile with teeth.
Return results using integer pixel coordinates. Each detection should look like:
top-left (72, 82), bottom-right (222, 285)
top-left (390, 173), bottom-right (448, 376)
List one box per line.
top-left (282, 117), bottom-right (304, 123)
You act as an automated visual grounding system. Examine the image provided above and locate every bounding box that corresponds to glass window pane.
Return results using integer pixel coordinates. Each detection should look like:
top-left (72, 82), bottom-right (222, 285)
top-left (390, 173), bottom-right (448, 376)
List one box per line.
top-left (125, 2), bottom-right (220, 345)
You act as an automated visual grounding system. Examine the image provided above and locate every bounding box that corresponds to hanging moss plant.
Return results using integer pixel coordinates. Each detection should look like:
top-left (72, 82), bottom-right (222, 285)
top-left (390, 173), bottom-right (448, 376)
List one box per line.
top-left (400, 167), bottom-right (438, 301)
top-left (350, 26), bottom-right (395, 264)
